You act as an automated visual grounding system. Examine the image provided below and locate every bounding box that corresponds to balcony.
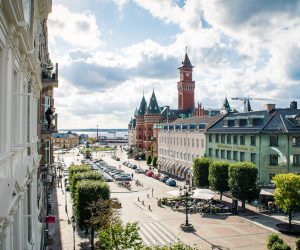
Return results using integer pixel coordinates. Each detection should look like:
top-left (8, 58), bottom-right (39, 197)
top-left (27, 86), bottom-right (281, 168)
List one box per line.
top-left (41, 113), bottom-right (58, 135)
top-left (42, 63), bottom-right (58, 90)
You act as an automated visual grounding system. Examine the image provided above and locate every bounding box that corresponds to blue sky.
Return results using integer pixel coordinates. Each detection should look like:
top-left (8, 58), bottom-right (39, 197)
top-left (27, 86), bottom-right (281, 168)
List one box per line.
top-left (48, 0), bottom-right (300, 129)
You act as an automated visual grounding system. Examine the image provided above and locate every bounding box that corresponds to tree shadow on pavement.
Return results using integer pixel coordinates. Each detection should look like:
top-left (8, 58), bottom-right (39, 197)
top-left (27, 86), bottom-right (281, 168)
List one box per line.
top-left (192, 231), bottom-right (230, 250)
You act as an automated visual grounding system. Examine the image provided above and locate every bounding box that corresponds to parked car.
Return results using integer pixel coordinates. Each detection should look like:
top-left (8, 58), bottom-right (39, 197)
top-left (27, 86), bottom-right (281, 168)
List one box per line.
top-left (104, 175), bottom-right (113, 182)
top-left (146, 170), bottom-right (154, 177)
top-left (152, 173), bottom-right (161, 180)
top-left (165, 178), bottom-right (176, 187)
top-left (135, 168), bottom-right (145, 174)
top-left (131, 164), bottom-right (137, 169)
top-left (159, 175), bottom-right (169, 183)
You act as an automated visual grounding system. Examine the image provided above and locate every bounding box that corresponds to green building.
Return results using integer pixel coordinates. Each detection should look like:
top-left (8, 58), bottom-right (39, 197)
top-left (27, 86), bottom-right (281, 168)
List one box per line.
top-left (206, 103), bottom-right (300, 184)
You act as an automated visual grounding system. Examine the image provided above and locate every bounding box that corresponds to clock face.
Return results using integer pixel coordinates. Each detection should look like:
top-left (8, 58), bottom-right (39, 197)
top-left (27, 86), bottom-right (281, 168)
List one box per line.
top-left (185, 73), bottom-right (190, 77)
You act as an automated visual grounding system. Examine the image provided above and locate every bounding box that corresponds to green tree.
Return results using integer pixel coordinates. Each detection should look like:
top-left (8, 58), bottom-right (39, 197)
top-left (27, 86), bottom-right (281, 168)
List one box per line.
top-left (68, 165), bottom-right (90, 181)
top-left (228, 162), bottom-right (259, 212)
top-left (192, 158), bottom-right (211, 187)
top-left (74, 180), bottom-right (110, 229)
top-left (152, 155), bottom-right (158, 167)
top-left (70, 171), bottom-right (103, 199)
top-left (96, 222), bottom-right (143, 250)
top-left (273, 173), bottom-right (300, 227)
top-left (143, 241), bottom-right (198, 249)
top-left (295, 237), bottom-right (300, 250)
top-left (147, 154), bottom-right (152, 165)
top-left (209, 161), bottom-right (229, 201)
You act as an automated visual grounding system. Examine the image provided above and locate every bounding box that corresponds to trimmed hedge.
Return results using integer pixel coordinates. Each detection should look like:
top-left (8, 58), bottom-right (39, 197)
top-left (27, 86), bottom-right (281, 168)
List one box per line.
top-left (208, 161), bottom-right (229, 201)
top-left (70, 171), bottom-right (103, 199)
top-left (74, 180), bottom-right (110, 229)
top-left (192, 158), bottom-right (211, 187)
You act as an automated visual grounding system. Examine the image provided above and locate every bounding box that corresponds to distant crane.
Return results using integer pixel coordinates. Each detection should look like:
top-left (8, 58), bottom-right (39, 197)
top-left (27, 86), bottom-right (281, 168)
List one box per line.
top-left (231, 97), bottom-right (271, 113)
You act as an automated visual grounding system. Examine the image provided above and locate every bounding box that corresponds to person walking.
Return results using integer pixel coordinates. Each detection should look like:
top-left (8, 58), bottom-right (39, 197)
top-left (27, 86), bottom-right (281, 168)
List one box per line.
top-left (131, 173), bottom-right (133, 179)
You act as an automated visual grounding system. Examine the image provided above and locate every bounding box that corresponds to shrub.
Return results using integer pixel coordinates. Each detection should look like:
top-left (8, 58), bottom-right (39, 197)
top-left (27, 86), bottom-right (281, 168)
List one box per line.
top-left (271, 242), bottom-right (291, 250)
top-left (68, 165), bottom-right (90, 180)
top-left (152, 155), bottom-right (158, 167)
top-left (266, 233), bottom-right (284, 249)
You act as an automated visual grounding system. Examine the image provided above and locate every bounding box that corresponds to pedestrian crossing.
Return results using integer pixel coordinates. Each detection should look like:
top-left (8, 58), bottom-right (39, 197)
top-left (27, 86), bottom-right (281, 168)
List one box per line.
top-left (139, 221), bottom-right (178, 247)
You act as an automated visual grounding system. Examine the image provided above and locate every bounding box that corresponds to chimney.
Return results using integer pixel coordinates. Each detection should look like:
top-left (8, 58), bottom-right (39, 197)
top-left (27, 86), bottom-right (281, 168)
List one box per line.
top-left (290, 101), bottom-right (297, 110)
top-left (266, 104), bottom-right (276, 113)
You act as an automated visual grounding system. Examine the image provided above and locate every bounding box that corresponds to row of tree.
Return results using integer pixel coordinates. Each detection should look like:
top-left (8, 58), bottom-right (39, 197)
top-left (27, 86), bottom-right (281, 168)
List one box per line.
top-left (192, 158), bottom-right (259, 211)
top-left (68, 164), bottom-right (197, 249)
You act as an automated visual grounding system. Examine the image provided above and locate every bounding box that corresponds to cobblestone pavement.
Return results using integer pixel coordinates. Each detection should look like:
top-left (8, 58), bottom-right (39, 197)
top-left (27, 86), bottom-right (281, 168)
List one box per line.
top-left (52, 148), bottom-right (299, 250)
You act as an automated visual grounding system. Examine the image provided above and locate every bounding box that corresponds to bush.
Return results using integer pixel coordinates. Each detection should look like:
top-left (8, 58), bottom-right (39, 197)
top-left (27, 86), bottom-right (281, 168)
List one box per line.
top-left (295, 238), bottom-right (300, 250)
top-left (266, 233), bottom-right (284, 249)
top-left (271, 242), bottom-right (291, 250)
top-left (68, 165), bottom-right (90, 180)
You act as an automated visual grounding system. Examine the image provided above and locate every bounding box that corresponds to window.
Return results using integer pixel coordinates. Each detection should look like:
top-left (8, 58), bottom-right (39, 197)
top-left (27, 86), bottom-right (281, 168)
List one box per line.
top-left (192, 139), bottom-right (194, 147)
top-left (221, 150), bottom-right (225, 159)
top-left (221, 134), bottom-right (225, 143)
top-left (215, 149), bottom-right (219, 158)
top-left (208, 148), bottom-right (212, 157)
top-left (197, 139), bottom-right (199, 147)
top-left (233, 151), bottom-right (238, 160)
top-left (215, 134), bottom-right (219, 143)
top-left (270, 135), bottom-right (279, 146)
top-left (239, 119), bottom-right (247, 126)
top-left (240, 135), bottom-right (245, 145)
top-left (45, 140), bottom-right (51, 165)
top-left (180, 138), bottom-right (182, 146)
top-left (227, 135), bottom-right (231, 144)
top-left (270, 154), bottom-right (278, 165)
top-left (293, 155), bottom-right (300, 166)
top-left (227, 150), bottom-right (231, 160)
top-left (184, 138), bottom-right (186, 146)
top-left (201, 139), bottom-right (204, 148)
top-left (228, 120), bottom-right (234, 127)
top-left (233, 135), bottom-right (238, 144)
top-left (188, 139), bottom-right (190, 147)
top-left (240, 152), bottom-right (245, 161)
top-left (208, 134), bottom-right (212, 142)
top-left (292, 136), bottom-right (300, 147)
top-left (250, 135), bottom-right (256, 146)
top-left (251, 153), bottom-right (256, 163)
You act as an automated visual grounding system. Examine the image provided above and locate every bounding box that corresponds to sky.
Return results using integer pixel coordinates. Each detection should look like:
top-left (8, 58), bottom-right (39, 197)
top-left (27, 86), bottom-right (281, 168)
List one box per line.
top-left (48, 0), bottom-right (300, 129)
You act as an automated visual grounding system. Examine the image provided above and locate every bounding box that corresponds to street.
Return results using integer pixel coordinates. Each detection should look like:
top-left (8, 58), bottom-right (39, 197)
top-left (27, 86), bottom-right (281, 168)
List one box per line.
top-left (52, 147), bottom-right (299, 250)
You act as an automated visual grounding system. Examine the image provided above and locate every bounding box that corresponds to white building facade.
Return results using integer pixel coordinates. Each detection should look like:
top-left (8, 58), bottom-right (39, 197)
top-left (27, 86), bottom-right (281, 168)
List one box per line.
top-left (157, 116), bottom-right (222, 183)
top-left (0, 1), bottom-right (52, 249)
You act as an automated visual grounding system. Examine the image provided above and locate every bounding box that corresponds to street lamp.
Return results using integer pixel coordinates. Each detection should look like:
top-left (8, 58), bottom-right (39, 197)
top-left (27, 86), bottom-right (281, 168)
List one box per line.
top-left (71, 216), bottom-right (76, 250)
top-left (179, 185), bottom-right (194, 232)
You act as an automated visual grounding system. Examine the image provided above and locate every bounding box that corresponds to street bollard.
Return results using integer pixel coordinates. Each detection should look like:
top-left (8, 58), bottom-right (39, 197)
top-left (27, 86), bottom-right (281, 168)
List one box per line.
top-left (138, 197), bottom-right (140, 202)
top-left (149, 205), bottom-right (151, 211)
top-left (142, 200), bottom-right (144, 206)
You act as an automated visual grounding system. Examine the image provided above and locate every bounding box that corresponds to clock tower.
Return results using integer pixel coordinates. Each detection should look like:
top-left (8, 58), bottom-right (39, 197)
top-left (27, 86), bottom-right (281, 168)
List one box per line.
top-left (177, 52), bottom-right (195, 111)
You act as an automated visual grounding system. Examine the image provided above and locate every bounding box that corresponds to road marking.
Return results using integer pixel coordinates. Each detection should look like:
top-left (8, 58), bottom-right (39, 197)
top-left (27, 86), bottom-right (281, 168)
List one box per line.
top-left (139, 221), bottom-right (177, 246)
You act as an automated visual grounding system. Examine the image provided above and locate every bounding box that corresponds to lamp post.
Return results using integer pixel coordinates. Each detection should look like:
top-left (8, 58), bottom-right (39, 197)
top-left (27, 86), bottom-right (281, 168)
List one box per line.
top-left (71, 216), bottom-right (76, 250)
top-left (179, 185), bottom-right (194, 232)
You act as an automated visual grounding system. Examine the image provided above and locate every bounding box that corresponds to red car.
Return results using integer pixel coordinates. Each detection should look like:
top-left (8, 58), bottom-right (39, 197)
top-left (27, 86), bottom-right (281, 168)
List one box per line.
top-left (152, 173), bottom-right (161, 180)
top-left (146, 170), bottom-right (154, 177)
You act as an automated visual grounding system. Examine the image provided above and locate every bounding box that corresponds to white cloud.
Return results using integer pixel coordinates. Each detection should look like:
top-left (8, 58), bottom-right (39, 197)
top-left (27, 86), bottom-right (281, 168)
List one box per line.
top-left (48, 4), bottom-right (102, 50)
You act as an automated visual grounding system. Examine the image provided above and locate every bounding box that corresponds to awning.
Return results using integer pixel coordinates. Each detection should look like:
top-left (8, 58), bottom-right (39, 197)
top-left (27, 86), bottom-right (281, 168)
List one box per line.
top-left (175, 165), bottom-right (183, 174)
top-left (184, 167), bottom-right (190, 174)
top-left (157, 159), bottom-right (161, 164)
top-left (179, 166), bottom-right (187, 175)
top-left (170, 162), bottom-right (176, 170)
top-left (192, 189), bottom-right (215, 200)
top-left (260, 188), bottom-right (275, 196)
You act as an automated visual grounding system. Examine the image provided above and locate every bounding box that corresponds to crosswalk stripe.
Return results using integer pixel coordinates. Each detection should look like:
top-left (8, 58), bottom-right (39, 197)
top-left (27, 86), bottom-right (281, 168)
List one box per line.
top-left (153, 222), bottom-right (177, 242)
top-left (147, 222), bottom-right (174, 244)
top-left (139, 222), bottom-right (177, 246)
top-left (141, 223), bottom-right (166, 245)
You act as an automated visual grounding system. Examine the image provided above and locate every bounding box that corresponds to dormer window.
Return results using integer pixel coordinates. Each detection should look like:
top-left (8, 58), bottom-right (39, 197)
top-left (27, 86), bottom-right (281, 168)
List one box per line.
top-left (234, 119), bottom-right (239, 127)
top-left (223, 120), bottom-right (228, 127)
top-left (248, 118), bottom-right (253, 126)
top-left (228, 120), bottom-right (234, 127)
top-left (239, 119), bottom-right (247, 126)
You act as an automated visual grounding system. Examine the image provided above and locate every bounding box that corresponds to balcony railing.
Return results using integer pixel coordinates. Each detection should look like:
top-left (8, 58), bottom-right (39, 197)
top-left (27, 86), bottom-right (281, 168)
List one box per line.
top-left (41, 113), bottom-right (58, 134)
top-left (42, 63), bottom-right (58, 90)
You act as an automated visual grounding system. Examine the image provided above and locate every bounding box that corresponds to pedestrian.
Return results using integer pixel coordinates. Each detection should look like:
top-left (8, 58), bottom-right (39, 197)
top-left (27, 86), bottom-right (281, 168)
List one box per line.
top-left (152, 188), bottom-right (154, 197)
top-left (45, 106), bottom-right (55, 130)
top-left (131, 173), bottom-right (133, 179)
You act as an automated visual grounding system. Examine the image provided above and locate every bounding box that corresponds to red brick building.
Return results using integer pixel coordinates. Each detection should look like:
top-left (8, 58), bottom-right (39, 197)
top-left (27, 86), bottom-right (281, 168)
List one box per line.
top-left (129, 52), bottom-right (203, 156)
